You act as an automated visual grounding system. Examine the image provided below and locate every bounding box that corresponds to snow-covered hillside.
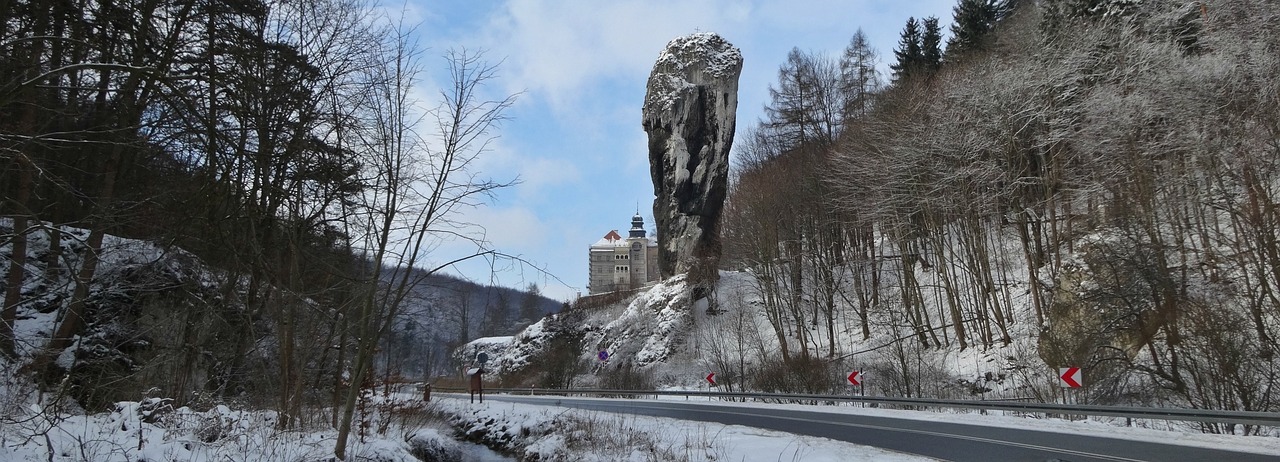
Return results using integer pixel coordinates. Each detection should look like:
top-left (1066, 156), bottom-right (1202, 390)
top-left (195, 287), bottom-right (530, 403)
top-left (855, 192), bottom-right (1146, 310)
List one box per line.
top-left (468, 214), bottom-right (1276, 436)
top-left (468, 266), bottom-right (1042, 397)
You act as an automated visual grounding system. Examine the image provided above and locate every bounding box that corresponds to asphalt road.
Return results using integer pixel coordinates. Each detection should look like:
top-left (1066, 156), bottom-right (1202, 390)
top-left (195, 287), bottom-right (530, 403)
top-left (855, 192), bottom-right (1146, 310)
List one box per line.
top-left (482, 394), bottom-right (1276, 462)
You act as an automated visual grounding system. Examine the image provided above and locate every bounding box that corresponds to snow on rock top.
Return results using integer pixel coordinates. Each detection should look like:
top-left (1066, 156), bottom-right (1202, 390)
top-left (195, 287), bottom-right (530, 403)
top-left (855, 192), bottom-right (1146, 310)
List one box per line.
top-left (642, 32), bottom-right (743, 113)
top-left (455, 335), bottom-right (516, 371)
top-left (461, 318), bottom-right (550, 376)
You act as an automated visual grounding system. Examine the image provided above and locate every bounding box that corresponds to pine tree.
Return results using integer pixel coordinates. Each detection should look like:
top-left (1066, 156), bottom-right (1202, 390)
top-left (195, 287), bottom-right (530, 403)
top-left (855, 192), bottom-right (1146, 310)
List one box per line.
top-left (922, 17), bottom-right (944, 74)
top-left (945, 0), bottom-right (1008, 60)
top-left (891, 17), bottom-right (924, 83)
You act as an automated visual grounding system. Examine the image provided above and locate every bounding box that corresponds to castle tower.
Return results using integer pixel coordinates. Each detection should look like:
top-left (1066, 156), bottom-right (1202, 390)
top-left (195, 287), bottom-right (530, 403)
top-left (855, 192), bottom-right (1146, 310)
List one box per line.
top-left (629, 212), bottom-right (646, 238)
top-left (627, 213), bottom-right (648, 289)
top-left (588, 213), bottom-right (661, 295)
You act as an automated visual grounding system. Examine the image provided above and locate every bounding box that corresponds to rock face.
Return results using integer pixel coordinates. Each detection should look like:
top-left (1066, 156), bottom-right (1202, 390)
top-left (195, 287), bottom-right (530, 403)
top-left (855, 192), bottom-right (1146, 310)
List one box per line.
top-left (642, 32), bottom-right (742, 295)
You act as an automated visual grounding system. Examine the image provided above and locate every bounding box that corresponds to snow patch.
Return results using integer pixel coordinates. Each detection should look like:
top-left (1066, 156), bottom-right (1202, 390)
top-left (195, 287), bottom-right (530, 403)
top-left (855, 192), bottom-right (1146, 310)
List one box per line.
top-left (643, 32), bottom-right (743, 113)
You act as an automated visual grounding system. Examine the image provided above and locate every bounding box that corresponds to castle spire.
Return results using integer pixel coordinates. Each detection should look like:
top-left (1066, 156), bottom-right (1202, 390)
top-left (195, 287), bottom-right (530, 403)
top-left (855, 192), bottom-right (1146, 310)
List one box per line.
top-left (629, 210), bottom-right (646, 238)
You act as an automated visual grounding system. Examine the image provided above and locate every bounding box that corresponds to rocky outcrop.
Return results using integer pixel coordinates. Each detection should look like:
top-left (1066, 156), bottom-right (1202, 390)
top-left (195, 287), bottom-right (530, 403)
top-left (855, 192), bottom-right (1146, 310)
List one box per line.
top-left (641, 32), bottom-right (742, 296)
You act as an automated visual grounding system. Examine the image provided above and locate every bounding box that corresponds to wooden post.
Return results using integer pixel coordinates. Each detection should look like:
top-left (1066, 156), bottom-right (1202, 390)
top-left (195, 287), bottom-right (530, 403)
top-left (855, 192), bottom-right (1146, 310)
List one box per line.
top-left (469, 369), bottom-right (484, 403)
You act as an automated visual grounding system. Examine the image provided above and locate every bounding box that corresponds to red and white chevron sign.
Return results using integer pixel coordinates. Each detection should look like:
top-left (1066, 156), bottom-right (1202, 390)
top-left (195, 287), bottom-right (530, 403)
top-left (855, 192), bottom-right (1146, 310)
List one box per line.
top-left (1059, 367), bottom-right (1082, 388)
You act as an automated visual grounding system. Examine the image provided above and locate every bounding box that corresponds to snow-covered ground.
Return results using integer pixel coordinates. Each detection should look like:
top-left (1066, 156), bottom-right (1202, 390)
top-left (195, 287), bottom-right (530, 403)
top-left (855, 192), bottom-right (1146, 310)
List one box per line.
top-left (437, 394), bottom-right (937, 461)
top-left (0, 389), bottom-right (936, 462)
top-left (0, 398), bottom-right (447, 461)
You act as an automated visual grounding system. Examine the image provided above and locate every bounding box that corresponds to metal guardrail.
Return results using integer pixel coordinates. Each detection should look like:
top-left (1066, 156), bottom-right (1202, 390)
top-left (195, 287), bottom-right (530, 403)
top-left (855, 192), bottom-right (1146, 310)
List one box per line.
top-left (459, 387), bottom-right (1280, 427)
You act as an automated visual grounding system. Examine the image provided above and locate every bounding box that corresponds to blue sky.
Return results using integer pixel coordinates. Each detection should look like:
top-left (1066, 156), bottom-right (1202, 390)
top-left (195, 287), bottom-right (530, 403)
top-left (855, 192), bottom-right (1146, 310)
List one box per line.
top-left (411, 0), bottom-right (959, 301)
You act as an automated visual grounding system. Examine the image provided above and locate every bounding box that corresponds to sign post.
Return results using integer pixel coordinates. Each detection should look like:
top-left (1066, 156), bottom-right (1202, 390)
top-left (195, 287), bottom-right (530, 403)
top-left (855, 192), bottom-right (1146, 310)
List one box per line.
top-left (848, 370), bottom-right (864, 402)
top-left (1058, 366), bottom-right (1082, 420)
top-left (468, 367), bottom-right (486, 403)
top-left (467, 353), bottom-right (491, 403)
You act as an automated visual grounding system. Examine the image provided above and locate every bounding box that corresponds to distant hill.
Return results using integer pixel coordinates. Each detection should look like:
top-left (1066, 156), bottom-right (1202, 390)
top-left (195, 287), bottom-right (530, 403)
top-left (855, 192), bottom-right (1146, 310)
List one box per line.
top-left (379, 269), bottom-right (564, 379)
top-left (0, 218), bottom-right (559, 408)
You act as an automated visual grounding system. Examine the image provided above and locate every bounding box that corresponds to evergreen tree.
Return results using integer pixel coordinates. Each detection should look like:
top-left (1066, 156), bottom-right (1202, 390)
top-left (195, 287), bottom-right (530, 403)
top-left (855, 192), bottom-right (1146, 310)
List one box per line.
top-left (921, 17), bottom-right (944, 74)
top-left (890, 17), bottom-right (924, 83)
top-left (946, 0), bottom-right (1009, 60)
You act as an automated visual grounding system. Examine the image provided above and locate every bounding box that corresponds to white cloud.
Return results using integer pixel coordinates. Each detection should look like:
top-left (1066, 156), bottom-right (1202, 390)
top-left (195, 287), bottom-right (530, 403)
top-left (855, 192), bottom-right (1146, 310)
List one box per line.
top-left (480, 0), bottom-right (747, 110)
top-left (372, 1), bottom-right (429, 31)
top-left (475, 138), bottom-right (583, 203)
top-left (512, 156), bottom-right (582, 198)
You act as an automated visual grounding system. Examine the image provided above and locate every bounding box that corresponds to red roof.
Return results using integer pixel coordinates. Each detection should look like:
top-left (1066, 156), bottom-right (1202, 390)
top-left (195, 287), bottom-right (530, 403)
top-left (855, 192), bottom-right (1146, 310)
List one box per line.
top-left (602, 230), bottom-right (622, 241)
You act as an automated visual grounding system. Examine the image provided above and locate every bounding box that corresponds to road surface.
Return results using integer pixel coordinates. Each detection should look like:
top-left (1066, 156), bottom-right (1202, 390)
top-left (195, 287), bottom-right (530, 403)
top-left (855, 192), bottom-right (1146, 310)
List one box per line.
top-left (481, 394), bottom-right (1275, 462)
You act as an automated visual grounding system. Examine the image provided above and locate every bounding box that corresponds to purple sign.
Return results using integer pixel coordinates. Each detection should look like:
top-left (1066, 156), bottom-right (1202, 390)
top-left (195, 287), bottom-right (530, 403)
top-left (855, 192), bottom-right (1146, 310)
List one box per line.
top-left (597, 350), bottom-right (609, 361)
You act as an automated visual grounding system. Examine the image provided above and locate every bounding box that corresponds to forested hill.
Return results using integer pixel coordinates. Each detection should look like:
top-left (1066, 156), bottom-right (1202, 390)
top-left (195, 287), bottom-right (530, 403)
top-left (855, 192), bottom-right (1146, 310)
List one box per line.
top-left (0, 215), bottom-right (562, 406)
top-left (716, 0), bottom-right (1280, 415)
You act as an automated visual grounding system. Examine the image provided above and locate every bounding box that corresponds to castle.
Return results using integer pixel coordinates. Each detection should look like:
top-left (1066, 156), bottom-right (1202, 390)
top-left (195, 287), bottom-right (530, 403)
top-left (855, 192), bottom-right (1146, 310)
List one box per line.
top-left (587, 213), bottom-right (660, 294)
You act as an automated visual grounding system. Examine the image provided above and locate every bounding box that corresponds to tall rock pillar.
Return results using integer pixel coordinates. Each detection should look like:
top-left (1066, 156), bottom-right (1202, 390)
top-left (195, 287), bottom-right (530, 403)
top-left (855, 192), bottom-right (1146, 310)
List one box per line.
top-left (641, 33), bottom-right (742, 298)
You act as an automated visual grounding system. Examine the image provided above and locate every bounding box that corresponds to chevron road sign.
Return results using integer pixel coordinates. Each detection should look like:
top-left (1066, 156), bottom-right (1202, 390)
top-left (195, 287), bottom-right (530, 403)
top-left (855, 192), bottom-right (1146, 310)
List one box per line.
top-left (1059, 367), bottom-right (1082, 388)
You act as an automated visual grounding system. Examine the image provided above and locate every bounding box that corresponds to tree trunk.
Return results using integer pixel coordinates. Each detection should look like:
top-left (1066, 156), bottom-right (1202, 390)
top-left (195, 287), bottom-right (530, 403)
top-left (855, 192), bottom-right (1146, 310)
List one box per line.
top-left (335, 293), bottom-right (380, 460)
top-left (40, 152), bottom-right (120, 370)
top-left (1, 159), bottom-right (32, 357)
top-left (43, 224), bottom-right (62, 281)
top-left (1016, 213), bottom-right (1045, 326)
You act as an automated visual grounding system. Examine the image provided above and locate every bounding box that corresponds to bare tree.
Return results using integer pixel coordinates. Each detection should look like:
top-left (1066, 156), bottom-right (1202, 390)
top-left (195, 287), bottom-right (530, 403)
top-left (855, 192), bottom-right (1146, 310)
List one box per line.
top-left (332, 30), bottom-right (517, 458)
top-left (763, 48), bottom-right (845, 150)
top-left (481, 287), bottom-right (511, 336)
top-left (838, 29), bottom-right (882, 122)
